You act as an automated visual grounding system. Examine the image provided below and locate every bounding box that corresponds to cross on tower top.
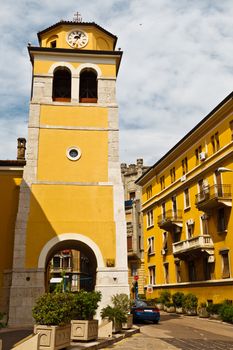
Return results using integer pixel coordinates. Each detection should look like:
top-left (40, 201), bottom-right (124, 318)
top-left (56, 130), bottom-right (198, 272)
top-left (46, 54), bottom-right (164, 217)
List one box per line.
top-left (73, 12), bottom-right (82, 23)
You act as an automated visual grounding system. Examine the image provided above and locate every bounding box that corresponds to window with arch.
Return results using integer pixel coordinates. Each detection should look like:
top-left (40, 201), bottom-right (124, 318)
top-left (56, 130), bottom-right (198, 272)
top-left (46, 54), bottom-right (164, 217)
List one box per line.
top-left (79, 69), bottom-right (97, 103)
top-left (52, 67), bottom-right (71, 102)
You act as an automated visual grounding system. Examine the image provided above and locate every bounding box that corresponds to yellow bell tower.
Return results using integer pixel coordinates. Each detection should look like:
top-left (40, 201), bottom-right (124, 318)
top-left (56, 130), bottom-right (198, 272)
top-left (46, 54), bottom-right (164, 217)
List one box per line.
top-left (8, 18), bottom-right (129, 326)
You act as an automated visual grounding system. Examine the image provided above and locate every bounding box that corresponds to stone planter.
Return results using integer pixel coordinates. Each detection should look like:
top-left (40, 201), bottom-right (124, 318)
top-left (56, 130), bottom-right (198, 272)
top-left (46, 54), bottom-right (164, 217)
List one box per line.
top-left (175, 307), bottom-right (183, 314)
top-left (112, 320), bottom-right (122, 333)
top-left (185, 308), bottom-right (197, 316)
top-left (209, 313), bottom-right (221, 320)
top-left (122, 314), bottom-right (133, 329)
top-left (198, 307), bottom-right (209, 318)
top-left (71, 319), bottom-right (98, 341)
top-left (166, 306), bottom-right (176, 313)
top-left (156, 303), bottom-right (164, 310)
top-left (34, 324), bottom-right (71, 350)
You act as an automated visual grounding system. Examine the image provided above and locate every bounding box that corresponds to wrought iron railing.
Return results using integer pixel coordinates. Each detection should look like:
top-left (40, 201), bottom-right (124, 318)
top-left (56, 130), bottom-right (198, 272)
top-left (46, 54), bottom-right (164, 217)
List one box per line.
top-left (195, 184), bottom-right (231, 204)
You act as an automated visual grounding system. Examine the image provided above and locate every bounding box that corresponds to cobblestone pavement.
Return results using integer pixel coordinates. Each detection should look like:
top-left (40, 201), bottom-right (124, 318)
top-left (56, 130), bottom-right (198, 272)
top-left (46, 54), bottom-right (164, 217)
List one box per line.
top-left (105, 312), bottom-right (233, 350)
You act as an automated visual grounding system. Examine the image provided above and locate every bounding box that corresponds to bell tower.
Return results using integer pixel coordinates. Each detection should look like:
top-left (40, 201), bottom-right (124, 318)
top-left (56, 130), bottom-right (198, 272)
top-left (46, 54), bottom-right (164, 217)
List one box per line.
top-left (8, 17), bottom-right (129, 326)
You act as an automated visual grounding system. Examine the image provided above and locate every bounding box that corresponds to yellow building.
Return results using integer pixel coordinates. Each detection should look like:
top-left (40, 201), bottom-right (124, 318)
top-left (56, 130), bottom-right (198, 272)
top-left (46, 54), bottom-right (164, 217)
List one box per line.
top-left (137, 93), bottom-right (233, 304)
top-left (6, 20), bottom-right (128, 327)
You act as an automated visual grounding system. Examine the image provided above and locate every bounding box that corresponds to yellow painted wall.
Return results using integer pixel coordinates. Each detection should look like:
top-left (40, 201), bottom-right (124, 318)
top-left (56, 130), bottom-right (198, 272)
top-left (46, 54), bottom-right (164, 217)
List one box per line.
top-left (25, 184), bottom-right (115, 267)
top-left (37, 129), bottom-right (108, 182)
top-left (40, 105), bottom-right (108, 128)
top-left (34, 60), bottom-right (116, 77)
top-left (0, 171), bottom-right (23, 282)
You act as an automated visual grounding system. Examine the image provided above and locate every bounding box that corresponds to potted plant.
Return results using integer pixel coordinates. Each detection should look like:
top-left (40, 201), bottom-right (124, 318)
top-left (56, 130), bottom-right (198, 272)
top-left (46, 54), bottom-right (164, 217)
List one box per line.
top-left (111, 293), bottom-right (133, 329)
top-left (198, 302), bottom-right (209, 318)
top-left (71, 290), bottom-right (101, 341)
top-left (172, 292), bottom-right (185, 314)
top-left (183, 293), bottom-right (198, 315)
top-left (32, 292), bottom-right (74, 350)
top-left (101, 305), bottom-right (127, 333)
top-left (165, 301), bottom-right (175, 313)
top-left (159, 290), bottom-right (171, 311)
top-left (206, 303), bottom-right (223, 320)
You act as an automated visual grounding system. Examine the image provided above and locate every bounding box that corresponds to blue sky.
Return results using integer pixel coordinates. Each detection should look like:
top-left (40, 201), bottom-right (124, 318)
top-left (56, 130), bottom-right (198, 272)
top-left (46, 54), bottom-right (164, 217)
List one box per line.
top-left (1, 0), bottom-right (233, 165)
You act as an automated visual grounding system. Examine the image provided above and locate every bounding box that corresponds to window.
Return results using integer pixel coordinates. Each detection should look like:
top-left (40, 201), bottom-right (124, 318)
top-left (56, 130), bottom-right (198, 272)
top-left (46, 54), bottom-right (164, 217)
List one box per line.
top-left (186, 220), bottom-right (194, 239)
top-left (129, 191), bottom-right (135, 200)
top-left (146, 185), bottom-right (152, 199)
top-left (182, 157), bottom-right (188, 175)
top-left (170, 167), bottom-right (176, 183)
top-left (211, 132), bottom-right (220, 153)
top-left (172, 196), bottom-right (177, 215)
top-left (127, 236), bottom-right (133, 251)
top-left (66, 147), bottom-right (81, 161)
top-left (201, 214), bottom-right (209, 235)
top-left (148, 266), bottom-right (156, 284)
top-left (160, 176), bottom-right (165, 190)
top-left (184, 188), bottom-right (190, 209)
top-left (188, 261), bottom-right (196, 281)
top-left (50, 40), bottom-right (57, 48)
top-left (161, 202), bottom-right (166, 220)
top-left (230, 120), bottom-right (233, 140)
top-left (220, 250), bottom-right (230, 278)
top-left (217, 207), bottom-right (226, 232)
top-left (131, 263), bottom-right (137, 276)
top-left (79, 69), bottom-right (97, 103)
top-left (162, 232), bottom-right (168, 253)
top-left (164, 263), bottom-right (169, 284)
top-left (53, 256), bottom-right (61, 269)
top-left (147, 209), bottom-right (154, 228)
top-left (175, 260), bottom-right (181, 283)
top-left (147, 236), bottom-right (155, 255)
top-left (52, 67), bottom-right (71, 101)
top-left (195, 146), bottom-right (202, 165)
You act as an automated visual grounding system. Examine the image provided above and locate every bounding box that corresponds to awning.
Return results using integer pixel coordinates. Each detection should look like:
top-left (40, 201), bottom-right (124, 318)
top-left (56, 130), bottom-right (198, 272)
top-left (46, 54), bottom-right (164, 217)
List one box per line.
top-left (50, 277), bottom-right (62, 283)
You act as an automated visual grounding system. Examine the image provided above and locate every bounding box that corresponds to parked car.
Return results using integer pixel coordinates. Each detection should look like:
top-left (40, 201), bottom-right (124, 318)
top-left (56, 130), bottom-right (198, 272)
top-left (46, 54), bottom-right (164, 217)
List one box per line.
top-left (131, 299), bottom-right (160, 324)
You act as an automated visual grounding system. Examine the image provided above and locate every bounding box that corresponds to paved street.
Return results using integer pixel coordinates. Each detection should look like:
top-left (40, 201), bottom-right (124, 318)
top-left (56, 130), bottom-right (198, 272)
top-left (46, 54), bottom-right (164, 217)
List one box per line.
top-left (105, 312), bottom-right (233, 350)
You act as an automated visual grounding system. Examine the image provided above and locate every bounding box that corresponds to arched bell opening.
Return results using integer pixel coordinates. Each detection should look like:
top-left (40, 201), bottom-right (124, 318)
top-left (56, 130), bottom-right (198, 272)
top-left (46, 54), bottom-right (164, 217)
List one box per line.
top-left (79, 69), bottom-right (98, 103)
top-left (52, 67), bottom-right (71, 102)
top-left (44, 239), bottom-right (97, 293)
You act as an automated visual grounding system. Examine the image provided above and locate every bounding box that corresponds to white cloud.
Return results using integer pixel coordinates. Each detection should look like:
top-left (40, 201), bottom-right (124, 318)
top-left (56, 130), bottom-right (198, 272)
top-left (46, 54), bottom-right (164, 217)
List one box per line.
top-left (0, 0), bottom-right (233, 166)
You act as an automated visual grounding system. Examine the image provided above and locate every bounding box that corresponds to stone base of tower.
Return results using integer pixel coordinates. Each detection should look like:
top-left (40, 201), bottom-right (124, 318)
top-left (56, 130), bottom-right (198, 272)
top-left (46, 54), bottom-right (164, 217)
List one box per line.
top-left (8, 269), bottom-right (45, 327)
top-left (95, 267), bottom-right (129, 319)
top-left (7, 267), bottom-right (129, 327)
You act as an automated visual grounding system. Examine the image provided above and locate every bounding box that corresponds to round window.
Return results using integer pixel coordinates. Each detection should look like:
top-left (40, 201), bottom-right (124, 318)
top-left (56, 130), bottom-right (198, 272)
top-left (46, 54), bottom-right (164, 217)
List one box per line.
top-left (66, 147), bottom-right (81, 161)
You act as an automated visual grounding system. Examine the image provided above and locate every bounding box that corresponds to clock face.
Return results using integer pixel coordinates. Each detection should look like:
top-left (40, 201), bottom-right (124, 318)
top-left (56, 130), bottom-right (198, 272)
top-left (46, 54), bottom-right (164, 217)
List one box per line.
top-left (67, 30), bottom-right (88, 48)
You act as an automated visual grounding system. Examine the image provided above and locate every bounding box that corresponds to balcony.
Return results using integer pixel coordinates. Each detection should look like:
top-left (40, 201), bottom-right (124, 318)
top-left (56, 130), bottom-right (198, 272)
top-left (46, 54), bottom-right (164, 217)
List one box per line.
top-left (195, 184), bottom-right (232, 211)
top-left (173, 235), bottom-right (214, 259)
top-left (127, 221), bottom-right (133, 234)
top-left (158, 210), bottom-right (183, 230)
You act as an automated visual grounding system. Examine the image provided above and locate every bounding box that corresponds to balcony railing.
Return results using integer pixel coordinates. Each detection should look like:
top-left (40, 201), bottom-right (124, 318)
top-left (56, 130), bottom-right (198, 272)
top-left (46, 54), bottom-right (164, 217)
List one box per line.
top-left (195, 184), bottom-right (232, 210)
top-left (173, 235), bottom-right (214, 256)
top-left (158, 209), bottom-right (183, 229)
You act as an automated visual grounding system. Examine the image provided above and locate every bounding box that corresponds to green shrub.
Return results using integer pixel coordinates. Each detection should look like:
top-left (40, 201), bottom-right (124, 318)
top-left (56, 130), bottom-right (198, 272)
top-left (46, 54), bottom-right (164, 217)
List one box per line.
top-left (159, 290), bottom-right (171, 304)
top-left (206, 303), bottom-right (223, 315)
top-left (72, 290), bottom-right (102, 320)
top-left (172, 292), bottom-right (185, 308)
top-left (183, 293), bottom-right (198, 310)
top-left (101, 305), bottom-right (127, 323)
top-left (32, 292), bottom-right (75, 326)
top-left (165, 302), bottom-right (175, 308)
top-left (111, 294), bottom-right (130, 315)
top-left (219, 304), bottom-right (233, 324)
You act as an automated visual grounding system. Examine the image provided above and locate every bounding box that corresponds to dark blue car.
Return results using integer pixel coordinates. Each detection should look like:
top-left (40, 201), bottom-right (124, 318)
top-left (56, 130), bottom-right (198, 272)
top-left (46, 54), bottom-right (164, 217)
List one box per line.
top-left (131, 299), bottom-right (160, 324)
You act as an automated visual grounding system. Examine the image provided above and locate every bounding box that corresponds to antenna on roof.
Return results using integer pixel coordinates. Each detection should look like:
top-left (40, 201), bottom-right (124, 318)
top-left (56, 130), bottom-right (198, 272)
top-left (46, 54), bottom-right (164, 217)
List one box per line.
top-left (73, 12), bottom-right (82, 23)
